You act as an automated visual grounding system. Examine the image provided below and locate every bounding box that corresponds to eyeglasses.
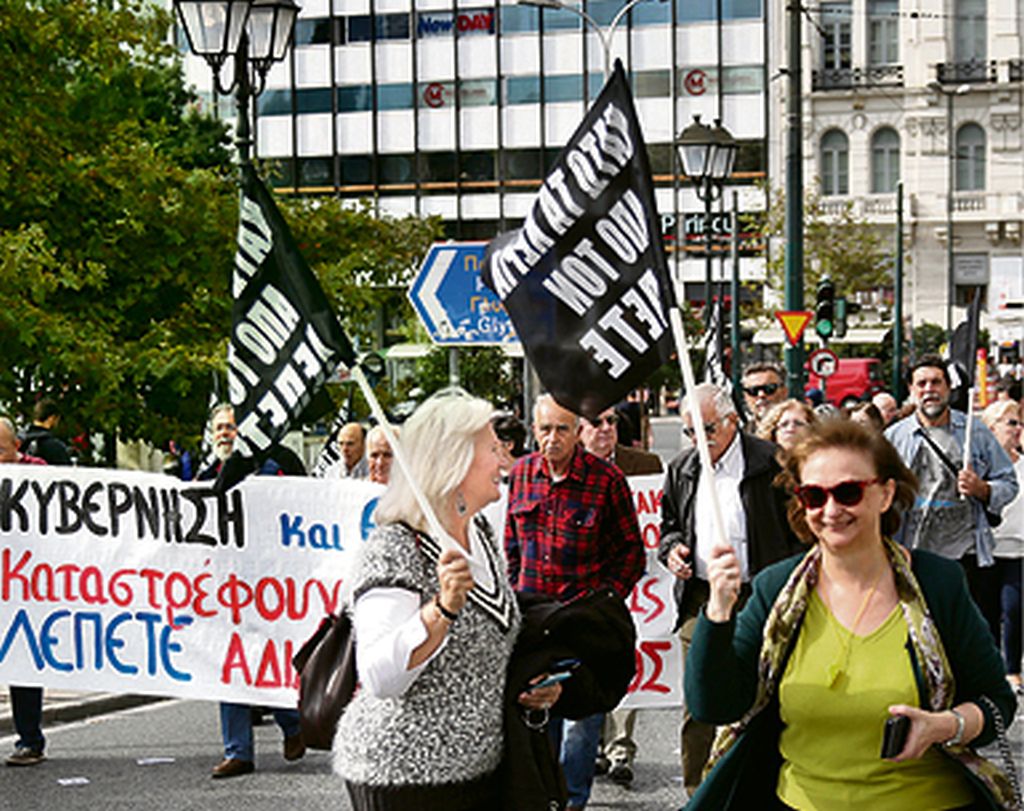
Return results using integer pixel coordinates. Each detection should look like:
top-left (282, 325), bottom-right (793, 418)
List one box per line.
top-left (682, 420), bottom-right (721, 439)
top-left (794, 478), bottom-right (881, 510)
top-left (743, 383), bottom-right (780, 398)
top-left (587, 415), bottom-right (619, 428)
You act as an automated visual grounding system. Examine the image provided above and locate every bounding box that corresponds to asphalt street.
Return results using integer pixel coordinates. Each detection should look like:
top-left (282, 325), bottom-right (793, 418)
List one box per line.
top-left (0, 698), bottom-right (688, 811)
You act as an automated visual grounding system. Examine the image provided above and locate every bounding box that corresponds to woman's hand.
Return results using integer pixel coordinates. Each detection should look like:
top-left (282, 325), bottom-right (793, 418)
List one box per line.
top-left (706, 543), bottom-right (741, 623)
top-left (884, 704), bottom-right (980, 761)
top-left (436, 548), bottom-right (474, 615)
top-left (517, 675), bottom-right (563, 710)
top-left (667, 543), bottom-right (693, 580)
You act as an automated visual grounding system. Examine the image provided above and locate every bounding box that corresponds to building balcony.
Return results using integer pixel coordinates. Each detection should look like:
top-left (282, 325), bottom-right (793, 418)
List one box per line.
top-left (935, 59), bottom-right (997, 84)
top-left (812, 64), bottom-right (904, 91)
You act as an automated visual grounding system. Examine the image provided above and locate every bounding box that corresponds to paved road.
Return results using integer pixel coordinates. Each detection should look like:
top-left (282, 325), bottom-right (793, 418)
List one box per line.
top-left (0, 698), bottom-right (687, 811)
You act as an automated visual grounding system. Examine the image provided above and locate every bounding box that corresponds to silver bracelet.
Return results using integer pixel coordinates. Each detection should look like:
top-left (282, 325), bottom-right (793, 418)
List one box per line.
top-left (943, 708), bottom-right (966, 747)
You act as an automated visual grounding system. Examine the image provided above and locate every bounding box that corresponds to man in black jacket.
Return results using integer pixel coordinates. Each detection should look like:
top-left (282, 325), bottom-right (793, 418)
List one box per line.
top-left (19, 398), bottom-right (71, 466)
top-left (657, 383), bottom-right (801, 797)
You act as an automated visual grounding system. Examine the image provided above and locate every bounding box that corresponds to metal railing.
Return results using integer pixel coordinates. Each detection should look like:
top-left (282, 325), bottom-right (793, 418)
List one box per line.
top-left (936, 59), bottom-right (997, 84)
top-left (812, 64), bottom-right (904, 90)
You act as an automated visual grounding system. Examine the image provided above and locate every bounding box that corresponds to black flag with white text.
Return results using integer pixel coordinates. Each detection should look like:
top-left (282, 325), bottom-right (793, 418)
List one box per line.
top-left (480, 61), bottom-right (675, 419)
top-left (216, 165), bottom-right (355, 492)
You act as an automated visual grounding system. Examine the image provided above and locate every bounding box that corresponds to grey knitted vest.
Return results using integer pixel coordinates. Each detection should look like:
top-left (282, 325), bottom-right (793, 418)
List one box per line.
top-left (333, 521), bottom-right (521, 786)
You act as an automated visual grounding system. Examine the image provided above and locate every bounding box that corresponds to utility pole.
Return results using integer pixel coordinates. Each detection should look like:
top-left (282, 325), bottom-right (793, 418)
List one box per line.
top-left (893, 181), bottom-right (904, 401)
top-left (784, 1), bottom-right (805, 396)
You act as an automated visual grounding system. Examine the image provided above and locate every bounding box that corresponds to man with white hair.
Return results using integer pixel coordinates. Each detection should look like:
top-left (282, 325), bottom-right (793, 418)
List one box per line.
top-left (658, 384), bottom-right (800, 796)
top-left (871, 391), bottom-right (899, 427)
top-left (0, 416), bottom-right (48, 766)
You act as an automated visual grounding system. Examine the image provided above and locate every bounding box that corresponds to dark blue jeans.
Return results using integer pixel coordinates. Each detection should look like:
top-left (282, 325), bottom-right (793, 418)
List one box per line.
top-left (999, 557), bottom-right (1022, 676)
top-left (219, 702), bottom-right (300, 761)
top-left (10, 686), bottom-right (44, 752)
top-left (548, 713), bottom-right (604, 808)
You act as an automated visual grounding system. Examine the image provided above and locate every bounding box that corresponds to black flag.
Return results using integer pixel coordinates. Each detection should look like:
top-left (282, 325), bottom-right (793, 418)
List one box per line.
top-left (216, 165), bottom-right (355, 492)
top-left (480, 61), bottom-right (676, 419)
top-left (947, 285), bottom-right (982, 412)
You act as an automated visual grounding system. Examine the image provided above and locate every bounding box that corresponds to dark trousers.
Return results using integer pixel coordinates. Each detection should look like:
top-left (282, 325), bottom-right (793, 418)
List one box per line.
top-left (999, 557), bottom-right (1023, 676)
top-left (10, 686), bottom-right (44, 752)
top-left (961, 554), bottom-right (1002, 645)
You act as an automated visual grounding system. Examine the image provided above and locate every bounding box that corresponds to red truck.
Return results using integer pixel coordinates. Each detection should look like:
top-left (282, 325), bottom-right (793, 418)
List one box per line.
top-left (806, 357), bottom-right (885, 408)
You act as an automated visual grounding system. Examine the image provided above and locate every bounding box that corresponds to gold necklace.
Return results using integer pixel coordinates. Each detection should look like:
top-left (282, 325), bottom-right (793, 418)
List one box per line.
top-left (823, 566), bottom-right (886, 688)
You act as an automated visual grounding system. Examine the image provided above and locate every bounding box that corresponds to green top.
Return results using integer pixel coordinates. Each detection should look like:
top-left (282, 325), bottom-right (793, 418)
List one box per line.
top-left (776, 591), bottom-right (973, 810)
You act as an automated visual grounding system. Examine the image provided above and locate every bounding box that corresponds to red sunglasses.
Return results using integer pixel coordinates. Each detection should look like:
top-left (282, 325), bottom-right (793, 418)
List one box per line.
top-left (794, 478), bottom-right (881, 510)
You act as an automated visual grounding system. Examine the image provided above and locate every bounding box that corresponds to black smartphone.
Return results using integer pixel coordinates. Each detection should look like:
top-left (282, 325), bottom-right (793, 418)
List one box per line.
top-left (880, 714), bottom-right (910, 758)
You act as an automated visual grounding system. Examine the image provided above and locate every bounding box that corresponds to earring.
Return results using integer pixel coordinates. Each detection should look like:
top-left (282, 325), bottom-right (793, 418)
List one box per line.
top-left (455, 491), bottom-right (467, 516)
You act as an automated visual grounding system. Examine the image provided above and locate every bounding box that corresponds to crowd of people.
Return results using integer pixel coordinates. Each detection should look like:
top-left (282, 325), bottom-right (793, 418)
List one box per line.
top-left (3, 355), bottom-right (1022, 811)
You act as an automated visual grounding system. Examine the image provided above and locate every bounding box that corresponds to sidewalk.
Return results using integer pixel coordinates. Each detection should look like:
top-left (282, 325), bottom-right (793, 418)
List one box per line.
top-left (0, 689), bottom-right (164, 737)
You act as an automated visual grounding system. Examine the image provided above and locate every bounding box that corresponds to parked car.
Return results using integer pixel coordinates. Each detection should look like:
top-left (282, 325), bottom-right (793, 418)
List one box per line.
top-left (806, 357), bottom-right (885, 408)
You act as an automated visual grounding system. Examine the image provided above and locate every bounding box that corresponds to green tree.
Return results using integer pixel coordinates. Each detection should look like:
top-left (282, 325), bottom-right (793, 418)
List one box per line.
top-left (0, 1), bottom-right (443, 455)
top-left (754, 183), bottom-right (894, 315)
top-left (413, 347), bottom-right (517, 408)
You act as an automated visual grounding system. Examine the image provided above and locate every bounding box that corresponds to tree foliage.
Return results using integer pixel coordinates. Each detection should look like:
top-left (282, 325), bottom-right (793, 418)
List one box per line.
top-left (0, 1), bottom-right (441, 455)
top-left (754, 183), bottom-right (894, 314)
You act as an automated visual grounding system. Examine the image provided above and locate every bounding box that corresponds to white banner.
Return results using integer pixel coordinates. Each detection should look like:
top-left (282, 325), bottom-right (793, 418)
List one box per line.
top-left (0, 468), bottom-right (680, 709)
top-left (0, 466), bottom-right (381, 708)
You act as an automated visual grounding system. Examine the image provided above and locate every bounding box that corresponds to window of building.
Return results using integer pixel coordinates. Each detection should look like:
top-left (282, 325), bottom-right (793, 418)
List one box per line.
top-left (504, 149), bottom-right (542, 181)
top-left (647, 144), bottom-right (674, 175)
top-left (339, 156), bottom-right (373, 185)
top-left (299, 158), bottom-right (333, 187)
top-left (955, 123), bottom-right (985, 191)
top-left (461, 151), bottom-right (497, 182)
top-left (265, 158), bottom-right (295, 189)
top-left (499, 5), bottom-right (537, 33)
top-left (333, 18), bottom-right (347, 46)
top-left (955, 0), bottom-right (986, 63)
top-left (378, 13), bottom-right (411, 40)
top-left (420, 152), bottom-right (457, 183)
top-left (348, 15), bottom-right (372, 43)
top-left (820, 2), bottom-right (852, 70)
top-left (868, 0), bottom-right (898, 65)
top-left (870, 127), bottom-right (900, 193)
top-left (505, 76), bottom-right (540, 105)
top-left (734, 139), bottom-right (767, 174)
top-left (294, 18), bottom-right (332, 45)
top-left (377, 83), bottom-right (413, 111)
top-left (820, 129), bottom-right (849, 195)
top-left (677, 0), bottom-right (714, 23)
top-left (379, 154), bottom-right (416, 185)
top-left (634, 70), bottom-right (671, 98)
top-left (723, 0), bottom-right (763, 18)
top-left (338, 85), bottom-right (373, 113)
top-left (545, 74), bottom-right (583, 102)
top-left (296, 88), bottom-right (333, 114)
top-left (459, 220), bottom-right (502, 240)
top-left (541, 6), bottom-right (581, 30)
top-left (257, 89), bottom-right (292, 116)
top-left (632, 0), bottom-right (673, 24)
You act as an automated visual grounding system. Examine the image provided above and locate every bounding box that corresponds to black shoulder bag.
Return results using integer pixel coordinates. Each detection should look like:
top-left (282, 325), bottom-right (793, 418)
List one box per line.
top-left (291, 611), bottom-right (357, 750)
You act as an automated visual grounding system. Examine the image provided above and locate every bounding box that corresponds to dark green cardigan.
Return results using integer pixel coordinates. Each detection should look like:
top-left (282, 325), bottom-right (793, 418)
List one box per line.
top-left (683, 549), bottom-right (1017, 810)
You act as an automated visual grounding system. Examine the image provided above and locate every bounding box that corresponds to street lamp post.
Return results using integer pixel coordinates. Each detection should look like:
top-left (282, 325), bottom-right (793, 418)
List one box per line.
top-left (517, 0), bottom-right (647, 80)
top-left (676, 115), bottom-right (738, 323)
top-left (173, 0), bottom-right (299, 169)
top-left (928, 81), bottom-right (970, 336)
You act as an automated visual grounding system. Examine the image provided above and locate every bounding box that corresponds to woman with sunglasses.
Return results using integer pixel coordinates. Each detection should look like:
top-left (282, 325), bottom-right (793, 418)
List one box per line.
top-left (683, 420), bottom-right (1017, 810)
top-left (982, 399), bottom-right (1024, 695)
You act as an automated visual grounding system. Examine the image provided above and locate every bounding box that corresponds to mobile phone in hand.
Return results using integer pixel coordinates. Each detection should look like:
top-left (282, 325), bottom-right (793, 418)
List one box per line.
top-left (527, 658), bottom-right (580, 691)
top-left (881, 714), bottom-right (910, 758)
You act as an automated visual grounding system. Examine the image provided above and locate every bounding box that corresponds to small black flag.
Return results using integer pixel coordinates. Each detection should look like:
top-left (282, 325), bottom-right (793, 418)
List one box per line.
top-left (480, 61), bottom-right (675, 419)
top-left (216, 165), bottom-right (355, 492)
top-left (948, 286), bottom-right (982, 412)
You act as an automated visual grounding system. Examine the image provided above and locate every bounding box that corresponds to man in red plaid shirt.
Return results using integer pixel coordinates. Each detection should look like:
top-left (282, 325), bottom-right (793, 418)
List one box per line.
top-left (504, 393), bottom-right (644, 811)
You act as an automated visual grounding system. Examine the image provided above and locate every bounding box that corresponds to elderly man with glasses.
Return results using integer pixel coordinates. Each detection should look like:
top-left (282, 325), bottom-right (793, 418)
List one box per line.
top-left (740, 361), bottom-right (787, 432)
top-left (657, 383), bottom-right (801, 798)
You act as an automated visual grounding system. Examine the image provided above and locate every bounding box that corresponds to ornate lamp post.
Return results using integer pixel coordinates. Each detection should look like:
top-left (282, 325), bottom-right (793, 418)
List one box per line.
top-left (173, 0), bottom-right (299, 166)
top-left (676, 115), bottom-right (737, 322)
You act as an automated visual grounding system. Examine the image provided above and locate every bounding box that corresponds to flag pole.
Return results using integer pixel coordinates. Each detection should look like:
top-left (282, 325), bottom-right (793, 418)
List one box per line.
top-left (350, 365), bottom-right (463, 555)
top-left (963, 386), bottom-right (975, 472)
top-left (668, 307), bottom-right (731, 552)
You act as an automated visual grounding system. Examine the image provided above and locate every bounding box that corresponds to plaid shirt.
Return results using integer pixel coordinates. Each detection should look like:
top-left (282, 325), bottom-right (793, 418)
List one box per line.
top-left (504, 446), bottom-right (644, 600)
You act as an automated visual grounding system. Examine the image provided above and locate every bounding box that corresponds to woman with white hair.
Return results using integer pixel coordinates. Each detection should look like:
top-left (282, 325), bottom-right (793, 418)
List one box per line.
top-left (333, 388), bottom-right (561, 810)
top-left (982, 398), bottom-right (1024, 694)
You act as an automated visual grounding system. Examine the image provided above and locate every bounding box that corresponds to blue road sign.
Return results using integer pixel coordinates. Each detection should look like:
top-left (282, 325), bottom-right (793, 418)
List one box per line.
top-left (408, 242), bottom-right (518, 345)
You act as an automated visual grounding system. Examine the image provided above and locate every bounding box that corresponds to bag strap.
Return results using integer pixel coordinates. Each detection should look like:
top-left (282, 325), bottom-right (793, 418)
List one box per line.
top-left (918, 428), bottom-right (961, 476)
top-left (978, 694), bottom-right (1023, 809)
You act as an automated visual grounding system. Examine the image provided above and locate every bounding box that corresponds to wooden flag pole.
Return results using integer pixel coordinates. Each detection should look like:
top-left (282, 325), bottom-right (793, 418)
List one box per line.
top-left (350, 365), bottom-right (463, 555)
top-left (668, 307), bottom-right (731, 553)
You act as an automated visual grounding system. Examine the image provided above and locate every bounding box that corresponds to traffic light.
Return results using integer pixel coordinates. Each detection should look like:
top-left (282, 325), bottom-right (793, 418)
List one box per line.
top-left (834, 297), bottom-right (848, 339)
top-left (815, 278), bottom-right (835, 339)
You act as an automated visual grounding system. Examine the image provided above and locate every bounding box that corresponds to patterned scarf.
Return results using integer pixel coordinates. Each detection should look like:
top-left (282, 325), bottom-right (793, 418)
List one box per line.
top-left (705, 537), bottom-right (1017, 809)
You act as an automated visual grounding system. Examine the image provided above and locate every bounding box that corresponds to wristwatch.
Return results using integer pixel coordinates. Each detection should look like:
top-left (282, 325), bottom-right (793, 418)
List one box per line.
top-left (943, 708), bottom-right (966, 747)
